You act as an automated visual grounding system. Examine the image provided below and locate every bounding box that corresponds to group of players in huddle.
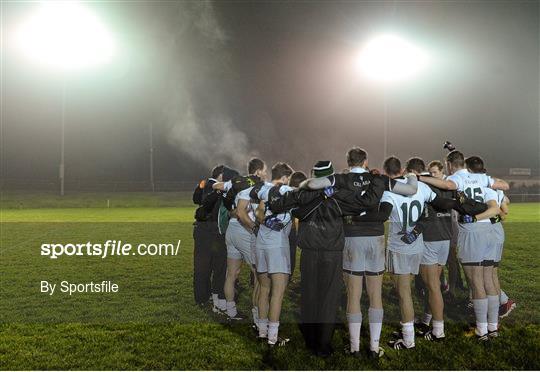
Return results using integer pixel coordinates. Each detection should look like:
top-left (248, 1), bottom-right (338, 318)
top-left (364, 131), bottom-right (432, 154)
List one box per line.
top-left (192, 145), bottom-right (515, 358)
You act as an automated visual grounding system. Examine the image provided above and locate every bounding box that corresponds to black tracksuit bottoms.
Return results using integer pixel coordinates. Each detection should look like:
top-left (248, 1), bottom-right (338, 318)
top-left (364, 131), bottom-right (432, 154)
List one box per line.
top-left (193, 221), bottom-right (227, 305)
top-left (299, 248), bottom-right (343, 354)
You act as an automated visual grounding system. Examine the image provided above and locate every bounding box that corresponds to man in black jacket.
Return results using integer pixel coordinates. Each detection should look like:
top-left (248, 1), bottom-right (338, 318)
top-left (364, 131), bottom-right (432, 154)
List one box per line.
top-left (268, 160), bottom-right (387, 357)
top-left (192, 165), bottom-right (228, 312)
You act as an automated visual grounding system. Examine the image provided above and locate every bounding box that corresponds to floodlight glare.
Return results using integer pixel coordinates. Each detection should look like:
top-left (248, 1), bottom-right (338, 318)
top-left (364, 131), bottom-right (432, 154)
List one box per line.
top-left (14, 1), bottom-right (114, 71)
top-left (357, 34), bottom-right (428, 83)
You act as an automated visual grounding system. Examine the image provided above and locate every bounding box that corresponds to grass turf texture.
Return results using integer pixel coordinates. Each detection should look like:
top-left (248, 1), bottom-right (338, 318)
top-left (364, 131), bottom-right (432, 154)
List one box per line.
top-left (0, 193), bottom-right (539, 370)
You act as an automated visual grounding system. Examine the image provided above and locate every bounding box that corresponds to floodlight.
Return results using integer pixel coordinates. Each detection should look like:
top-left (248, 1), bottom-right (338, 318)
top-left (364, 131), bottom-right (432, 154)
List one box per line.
top-left (13, 1), bottom-right (114, 71)
top-left (357, 34), bottom-right (428, 83)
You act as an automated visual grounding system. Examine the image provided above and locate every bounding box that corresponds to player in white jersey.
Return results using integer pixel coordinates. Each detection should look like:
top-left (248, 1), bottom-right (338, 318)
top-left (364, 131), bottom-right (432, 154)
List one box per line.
top-left (419, 152), bottom-right (507, 340)
top-left (466, 158), bottom-right (516, 319)
top-left (251, 162), bottom-right (294, 346)
top-left (367, 157), bottom-right (454, 350)
top-left (213, 158), bottom-right (267, 322)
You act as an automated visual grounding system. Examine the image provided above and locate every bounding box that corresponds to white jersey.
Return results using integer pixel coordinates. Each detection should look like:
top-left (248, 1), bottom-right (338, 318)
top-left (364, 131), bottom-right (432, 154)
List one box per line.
top-left (256, 183), bottom-right (293, 250)
top-left (478, 187), bottom-right (498, 223)
top-left (234, 187), bottom-right (258, 223)
top-left (381, 180), bottom-right (437, 254)
top-left (257, 183), bottom-right (294, 224)
top-left (447, 169), bottom-right (494, 203)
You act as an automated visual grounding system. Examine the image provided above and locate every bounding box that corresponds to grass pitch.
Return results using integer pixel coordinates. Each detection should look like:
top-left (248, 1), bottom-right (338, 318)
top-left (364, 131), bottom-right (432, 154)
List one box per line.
top-left (0, 193), bottom-right (539, 370)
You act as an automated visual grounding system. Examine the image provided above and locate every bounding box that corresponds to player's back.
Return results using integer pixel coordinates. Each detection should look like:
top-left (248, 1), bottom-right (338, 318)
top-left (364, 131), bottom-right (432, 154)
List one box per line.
top-left (447, 169), bottom-right (493, 203)
top-left (381, 179), bottom-right (436, 254)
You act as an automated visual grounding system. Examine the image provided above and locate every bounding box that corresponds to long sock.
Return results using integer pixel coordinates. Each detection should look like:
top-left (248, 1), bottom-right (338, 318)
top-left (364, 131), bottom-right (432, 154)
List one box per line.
top-left (500, 290), bottom-right (509, 305)
top-left (218, 298), bottom-right (227, 311)
top-left (347, 312), bottom-right (362, 352)
top-left (401, 321), bottom-right (415, 346)
top-left (226, 301), bottom-right (237, 317)
top-left (259, 318), bottom-right (269, 338)
top-left (422, 312), bottom-right (432, 326)
top-left (252, 306), bottom-right (259, 328)
top-left (487, 295), bottom-right (499, 332)
top-left (212, 293), bottom-right (219, 307)
top-left (268, 321), bottom-right (279, 344)
top-left (432, 320), bottom-right (444, 337)
top-left (368, 308), bottom-right (383, 352)
top-left (472, 298), bottom-right (488, 336)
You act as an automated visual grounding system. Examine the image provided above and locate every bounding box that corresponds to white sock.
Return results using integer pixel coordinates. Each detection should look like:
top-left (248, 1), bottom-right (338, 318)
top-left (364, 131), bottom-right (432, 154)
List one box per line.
top-left (401, 321), bottom-right (415, 346)
top-left (252, 306), bottom-right (259, 327)
top-left (218, 299), bottom-right (227, 311)
top-left (487, 295), bottom-right (499, 332)
top-left (432, 320), bottom-right (444, 337)
top-left (259, 318), bottom-right (269, 338)
top-left (368, 308), bottom-right (383, 352)
top-left (422, 312), bottom-right (433, 326)
top-left (212, 293), bottom-right (219, 307)
top-left (268, 321), bottom-right (279, 343)
top-left (473, 298), bottom-right (488, 336)
top-left (500, 290), bottom-right (509, 305)
top-left (347, 312), bottom-right (362, 352)
top-left (226, 301), bottom-right (237, 317)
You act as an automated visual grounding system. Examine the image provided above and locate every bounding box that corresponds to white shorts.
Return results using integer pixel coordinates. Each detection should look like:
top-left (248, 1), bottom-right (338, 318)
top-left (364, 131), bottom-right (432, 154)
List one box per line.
top-left (343, 236), bottom-right (385, 275)
top-left (255, 246), bottom-right (291, 274)
top-left (421, 240), bottom-right (450, 266)
top-left (225, 221), bottom-right (255, 265)
top-left (457, 222), bottom-right (493, 265)
top-left (387, 251), bottom-right (422, 275)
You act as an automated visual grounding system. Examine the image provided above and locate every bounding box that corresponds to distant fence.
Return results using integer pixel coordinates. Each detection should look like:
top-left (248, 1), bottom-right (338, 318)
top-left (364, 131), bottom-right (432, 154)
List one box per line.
top-left (1, 179), bottom-right (540, 202)
top-left (507, 194), bottom-right (540, 203)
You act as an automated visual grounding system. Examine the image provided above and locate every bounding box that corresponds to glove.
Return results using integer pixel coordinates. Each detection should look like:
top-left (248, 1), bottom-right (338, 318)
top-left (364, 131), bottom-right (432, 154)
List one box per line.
top-left (400, 228), bottom-right (421, 244)
top-left (490, 215), bottom-right (502, 224)
top-left (263, 216), bottom-right (285, 232)
top-left (459, 214), bottom-right (477, 223)
top-left (323, 186), bottom-right (335, 197)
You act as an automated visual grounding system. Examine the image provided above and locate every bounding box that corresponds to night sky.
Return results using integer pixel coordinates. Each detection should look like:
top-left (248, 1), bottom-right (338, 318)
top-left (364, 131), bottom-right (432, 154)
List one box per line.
top-left (2, 1), bottom-right (539, 184)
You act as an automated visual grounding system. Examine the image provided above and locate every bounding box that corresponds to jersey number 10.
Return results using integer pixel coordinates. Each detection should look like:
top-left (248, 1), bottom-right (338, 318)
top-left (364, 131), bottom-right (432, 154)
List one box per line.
top-left (400, 200), bottom-right (423, 232)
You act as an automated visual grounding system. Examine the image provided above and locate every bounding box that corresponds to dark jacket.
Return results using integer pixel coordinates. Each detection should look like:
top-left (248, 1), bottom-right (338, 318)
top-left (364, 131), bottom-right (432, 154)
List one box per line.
top-left (269, 177), bottom-right (385, 251)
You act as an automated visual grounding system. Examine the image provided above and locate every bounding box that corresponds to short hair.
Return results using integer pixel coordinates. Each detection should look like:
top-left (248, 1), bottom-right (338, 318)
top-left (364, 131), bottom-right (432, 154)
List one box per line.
top-left (465, 156), bottom-right (486, 173)
top-left (271, 162), bottom-right (293, 180)
top-left (428, 160), bottom-right (444, 171)
top-left (406, 157), bottom-right (425, 173)
top-left (289, 171), bottom-right (307, 187)
top-left (446, 150), bottom-right (464, 168)
top-left (211, 165), bottom-right (225, 179)
top-left (248, 158), bottom-right (265, 174)
top-left (383, 156), bottom-right (401, 176)
top-left (346, 147), bottom-right (368, 167)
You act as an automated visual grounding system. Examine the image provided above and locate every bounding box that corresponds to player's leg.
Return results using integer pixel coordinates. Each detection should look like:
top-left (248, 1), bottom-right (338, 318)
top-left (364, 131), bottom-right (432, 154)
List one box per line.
top-left (268, 273), bottom-right (289, 345)
top-left (463, 265), bottom-right (488, 338)
top-left (343, 237), bottom-right (364, 355)
top-left (257, 271), bottom-right (271, 338)
top-left (344, 272), bottom-right (363, 354)
top-left (394, 273), bottom-right (415, 348)
top-left (483, 264), bottom-right (499, 336)
top-left (420, 263), bottom-right (445, 339)
top-left (224, 257), bottom-right (242, 318)
top-left (366, 274), bottom-right (384, 355)
top-left (365, 235), bottom-right (385, 357)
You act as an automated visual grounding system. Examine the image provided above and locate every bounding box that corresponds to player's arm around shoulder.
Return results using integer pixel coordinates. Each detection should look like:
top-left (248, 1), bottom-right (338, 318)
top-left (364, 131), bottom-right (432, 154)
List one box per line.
top-left (419, 174), bottom-right (457, 190)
